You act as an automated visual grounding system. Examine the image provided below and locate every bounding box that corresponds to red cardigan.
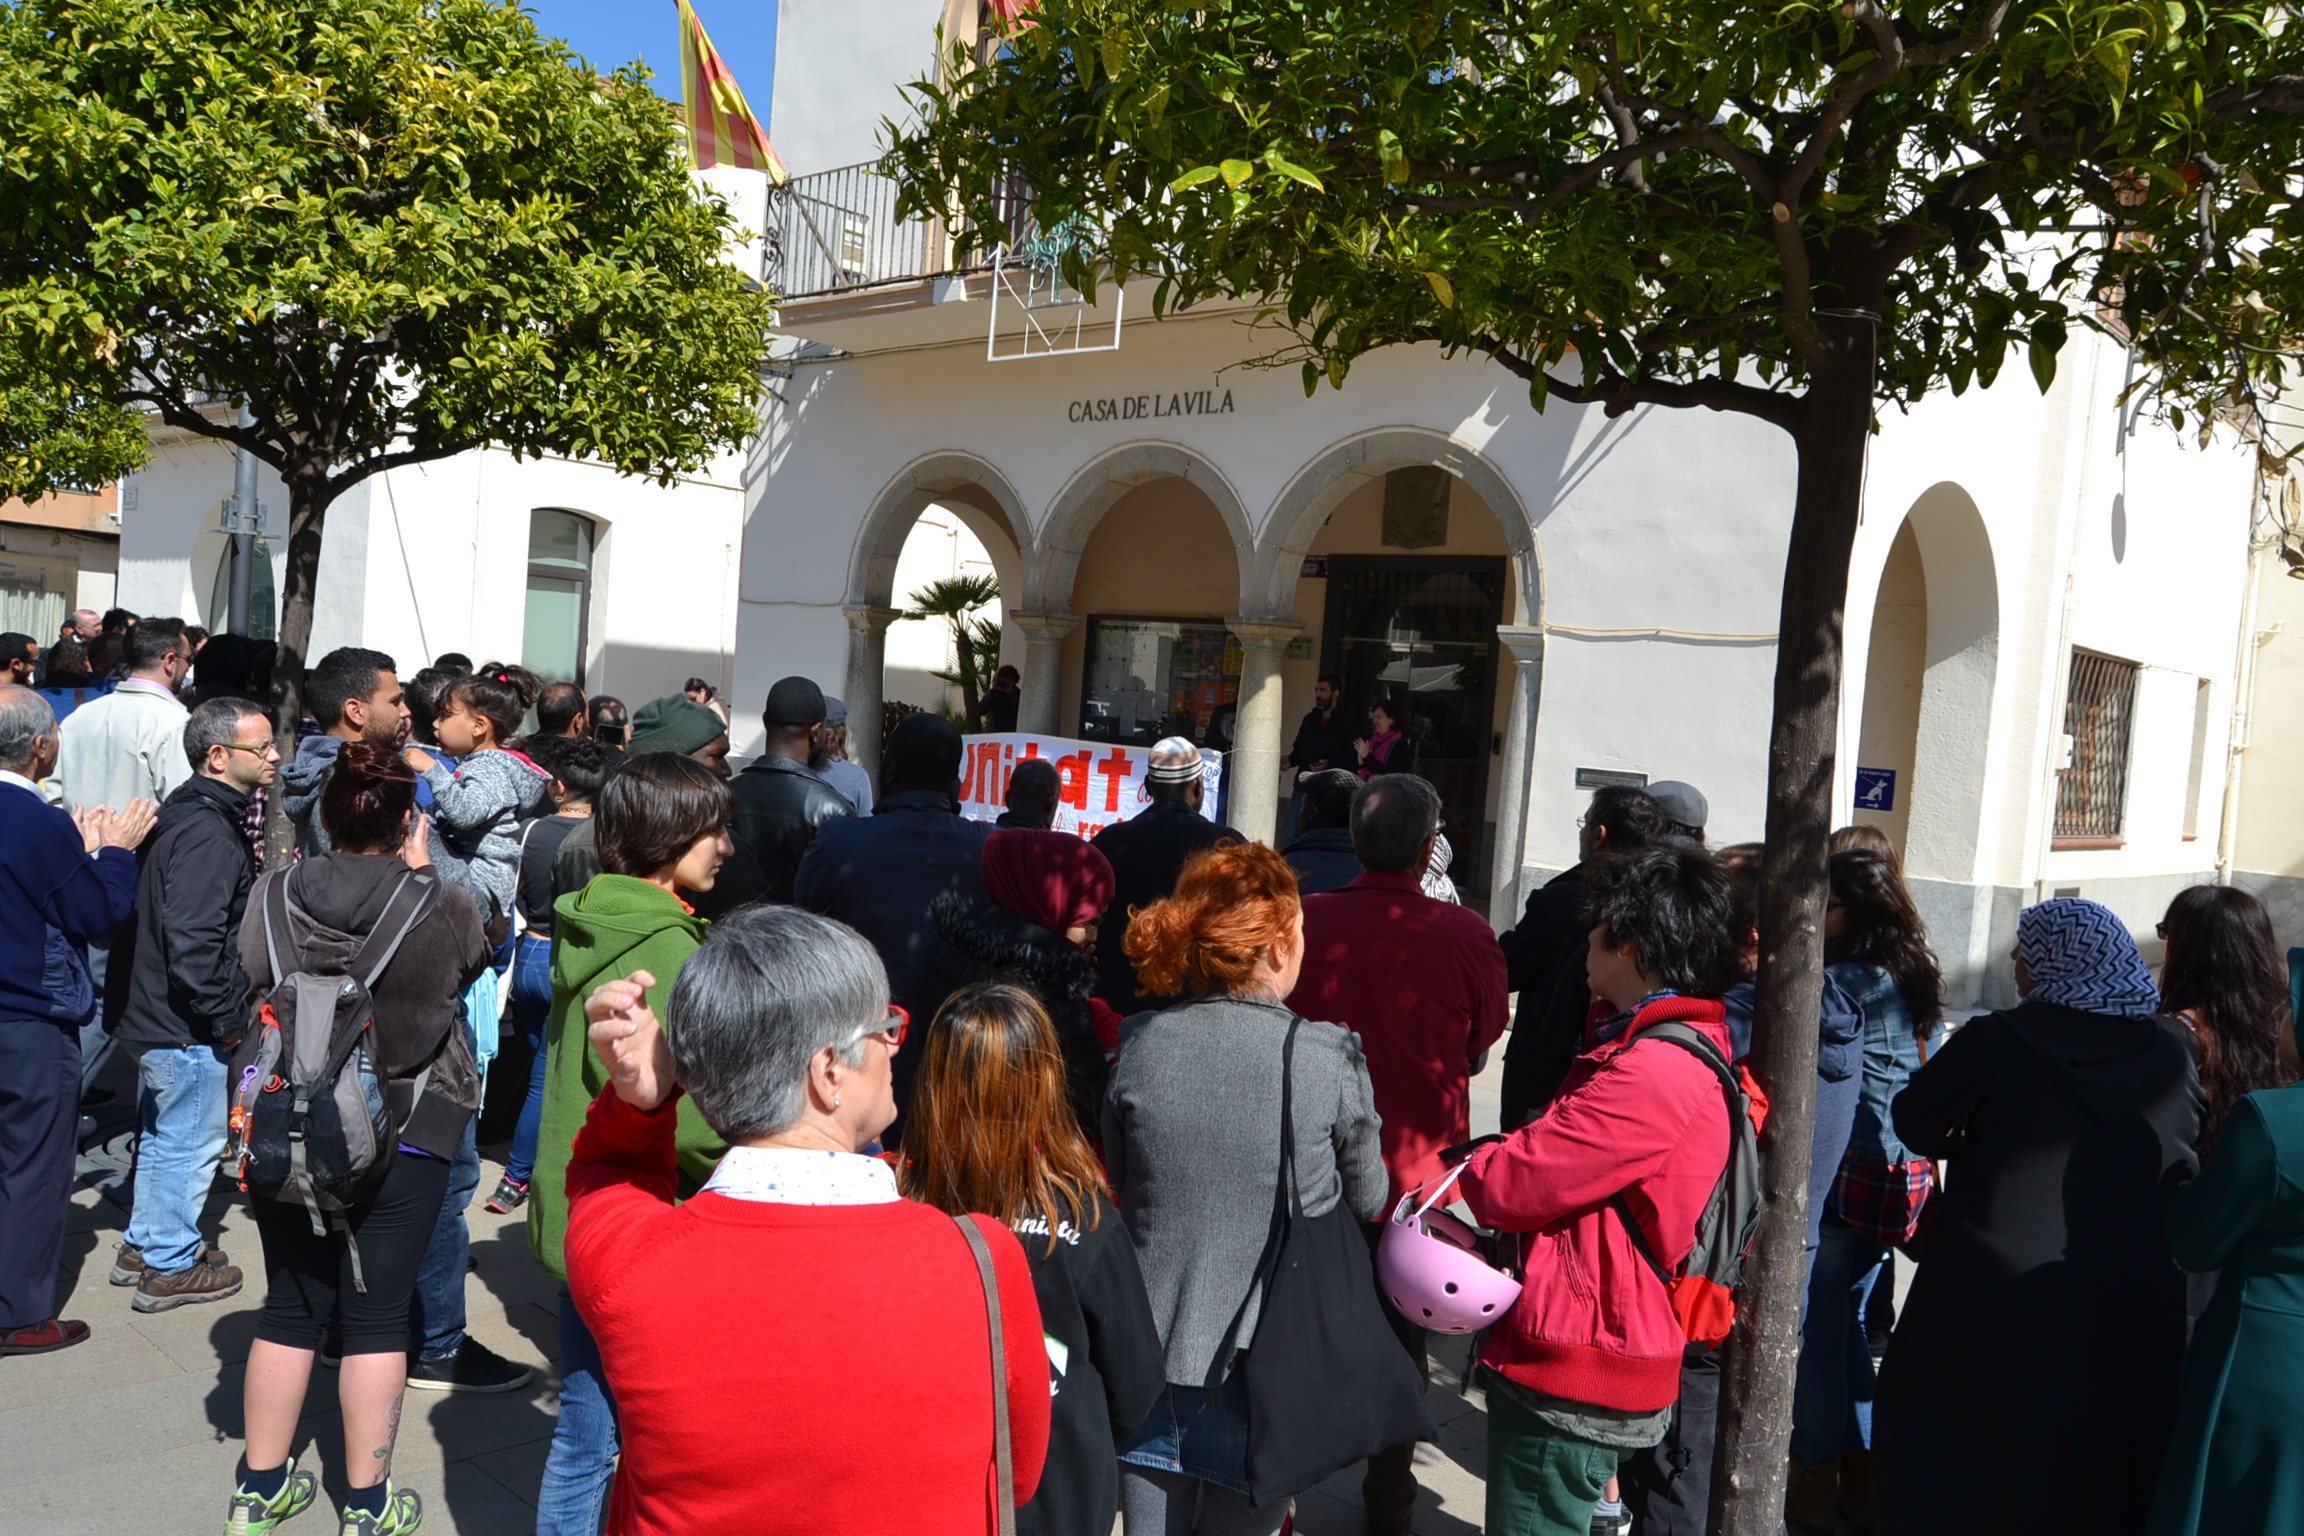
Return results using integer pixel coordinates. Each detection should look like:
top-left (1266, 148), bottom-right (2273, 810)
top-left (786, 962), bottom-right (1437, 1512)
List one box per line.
top-left (1292, 871), bottom-right (1511, 1205)
top-left (1456, 996), bottom-right (1735, 1412)
top-left (565, 1088), bottom-right (1051, 1536)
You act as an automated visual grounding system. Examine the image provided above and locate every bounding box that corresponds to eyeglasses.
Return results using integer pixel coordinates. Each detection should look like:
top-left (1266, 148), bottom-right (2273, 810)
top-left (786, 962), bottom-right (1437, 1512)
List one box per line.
top-left (850, 1005), bottom-right (908, 1053)
top-left (219, 741), bottom-right (282, 759)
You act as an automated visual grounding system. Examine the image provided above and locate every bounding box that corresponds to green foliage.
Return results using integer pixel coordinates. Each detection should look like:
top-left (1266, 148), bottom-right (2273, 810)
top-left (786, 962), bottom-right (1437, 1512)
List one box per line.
top-left (0, 0), bottom-right (774, 504)
top-left (905, 571), bottom-right (1003, 720)
top-left (888, 0), bottom-right (2304, 432)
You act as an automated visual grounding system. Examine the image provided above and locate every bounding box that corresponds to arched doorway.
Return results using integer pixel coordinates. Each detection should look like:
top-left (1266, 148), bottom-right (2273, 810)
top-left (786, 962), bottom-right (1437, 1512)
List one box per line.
top-left (1254, 430), bottom-right (1541, 903)
top-left (845, 452), bottom-right (1030, 769)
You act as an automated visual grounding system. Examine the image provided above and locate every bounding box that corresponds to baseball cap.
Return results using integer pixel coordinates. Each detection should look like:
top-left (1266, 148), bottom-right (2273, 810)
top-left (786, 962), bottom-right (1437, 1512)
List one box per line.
top-left (1647, 780), bottom-right (1709, 832)
top-left (822, 695), bottom-right (849, 728)
top-left (763, 676), bottom-right (827, 726)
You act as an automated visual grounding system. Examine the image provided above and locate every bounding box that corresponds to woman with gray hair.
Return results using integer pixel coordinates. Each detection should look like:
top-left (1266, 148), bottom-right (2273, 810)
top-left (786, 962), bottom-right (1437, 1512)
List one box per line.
top-left (568, 905), bottom-right (1051, 1536)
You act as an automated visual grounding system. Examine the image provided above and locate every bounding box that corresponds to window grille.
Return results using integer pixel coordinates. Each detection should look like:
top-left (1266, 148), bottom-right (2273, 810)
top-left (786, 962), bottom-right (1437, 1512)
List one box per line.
top-left (2055, 650), bottom-right (2139, 844)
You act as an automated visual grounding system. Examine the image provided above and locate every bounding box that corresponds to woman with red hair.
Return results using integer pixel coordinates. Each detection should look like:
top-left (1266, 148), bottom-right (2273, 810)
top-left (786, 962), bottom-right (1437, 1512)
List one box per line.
top-left (1103, 842), bottom-right (1386, 1535)
top-left (932, 828), bottom-right (1119, 1136)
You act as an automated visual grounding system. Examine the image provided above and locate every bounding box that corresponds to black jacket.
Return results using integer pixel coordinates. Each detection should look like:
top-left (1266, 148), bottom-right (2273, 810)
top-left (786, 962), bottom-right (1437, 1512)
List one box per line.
top-left (1281, 826), bottom-right (1361, 896)
top-left (931, 892), bottom-right (1110, 1138)
top-left (1008, 1192), bottom-right (1164, 1536)
top-left (1874, 1001), bottom-right (2203, 1536)
top-left (1495, 866), bottom-right (1591, 1127)
top-left (1287, 704), bottom-right (1355, 772)
top-left (703, 755), bottom-right (854, 917)
top-left (113, 775), bottom-right (257, 1048)
top-left (1089, 801), bottom-right (1240, 1017)
top-left (795, 790), bottom-right (992, 1127)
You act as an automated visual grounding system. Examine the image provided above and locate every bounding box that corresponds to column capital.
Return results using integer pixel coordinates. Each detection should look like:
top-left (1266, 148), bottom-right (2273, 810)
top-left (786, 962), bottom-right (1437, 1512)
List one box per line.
top-left (843, 604), bottom-right (903, 636)
top-left (1227, 616), bottom-right (1303, 652)
top-left (1011, 608), bottom-right (1083, 642)
top-left (1496, 624), bottom-right (1546, 664)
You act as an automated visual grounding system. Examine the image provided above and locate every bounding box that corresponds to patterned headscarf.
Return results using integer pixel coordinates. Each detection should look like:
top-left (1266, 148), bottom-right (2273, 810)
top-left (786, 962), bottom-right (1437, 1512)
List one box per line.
top-left (2016, 898), bottom-right (2162, 1018)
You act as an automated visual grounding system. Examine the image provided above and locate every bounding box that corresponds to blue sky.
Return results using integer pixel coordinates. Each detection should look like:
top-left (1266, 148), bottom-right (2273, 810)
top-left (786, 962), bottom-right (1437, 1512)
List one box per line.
top-left (524, 0), bottom-right (778, 124)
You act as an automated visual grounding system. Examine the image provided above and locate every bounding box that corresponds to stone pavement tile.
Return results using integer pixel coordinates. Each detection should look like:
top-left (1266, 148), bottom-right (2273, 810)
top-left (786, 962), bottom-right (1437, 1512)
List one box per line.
top-left (1290, 1485), bottom-right (1365, 1533)
top-left (432, 1456), bottom-right (550, 1532)
top-left (407, 1379), bottom-right (561, 1466)
top-left (477, 1300), bottom-right (562, 1368)
top-left (0, 1307), bottom-right (184, 1413)
top-left (469, 1435), bottom-right (551, 1508)
top-left (0, 1358), bottom-right (248, 1470)
top-left (0, 1425), bottom-right (243, 1536)
top-left (123, 1284), bottom-right (266, 1375)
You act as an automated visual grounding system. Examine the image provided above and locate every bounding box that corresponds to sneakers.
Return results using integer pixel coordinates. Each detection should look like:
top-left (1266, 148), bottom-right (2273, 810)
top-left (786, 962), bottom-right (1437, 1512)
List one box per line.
top-left (225, 1459), bottom-right (318, 1535)
top-left (337, 1482), bottom-right (421, 1536)
top-left (0, 1317), bottom-right (91, 1354)
top-left (133, 1255), bottom-right (245, 1313)
top-left (482, 1175), bottom-right (530, 1215)
top-left (112, 1240), bottom-right (225, 1287)
top-left (405, 1337), bottom-right (533, 1393)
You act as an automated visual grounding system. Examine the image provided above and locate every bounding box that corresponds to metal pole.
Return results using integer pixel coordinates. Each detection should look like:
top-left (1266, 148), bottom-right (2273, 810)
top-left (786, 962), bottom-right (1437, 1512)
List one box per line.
top-left (227, 409), bottom-right (257, 636)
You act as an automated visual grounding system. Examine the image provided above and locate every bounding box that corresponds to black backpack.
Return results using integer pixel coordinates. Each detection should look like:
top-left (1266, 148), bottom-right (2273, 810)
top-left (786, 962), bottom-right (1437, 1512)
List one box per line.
top-left (228, 866), bottom-right (437, 1289)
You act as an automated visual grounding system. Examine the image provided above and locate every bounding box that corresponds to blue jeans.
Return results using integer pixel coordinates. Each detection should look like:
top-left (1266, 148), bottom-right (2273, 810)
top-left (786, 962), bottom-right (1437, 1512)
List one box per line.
top-left (1790, 1217), bottom-right (1888, 1466)
top-left (536, 1285), bottom-right (620, 1536)
top-left (506, 934), bottom-right (553, 1186)
top-left (409, 1109), bottom-right (479, 1359)
top-left (123, 1042), bottom-right (232, 1274)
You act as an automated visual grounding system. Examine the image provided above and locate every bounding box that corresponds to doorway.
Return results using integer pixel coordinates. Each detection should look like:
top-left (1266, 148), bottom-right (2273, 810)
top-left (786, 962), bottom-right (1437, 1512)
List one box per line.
top-left (1320, 556), bottom-right (1506, 893)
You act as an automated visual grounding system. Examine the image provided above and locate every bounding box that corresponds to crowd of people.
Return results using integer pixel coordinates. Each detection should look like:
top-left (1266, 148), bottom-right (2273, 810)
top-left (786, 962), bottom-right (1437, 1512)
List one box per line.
top-left (2, 619), bottom-right (2301, 1536)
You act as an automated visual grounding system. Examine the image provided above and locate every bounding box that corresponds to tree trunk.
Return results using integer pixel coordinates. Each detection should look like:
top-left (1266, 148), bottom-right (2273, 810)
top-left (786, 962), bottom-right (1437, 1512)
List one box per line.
top-left (953, 614), bottom-right (982, 725)
top-left (1713, 311), bottom-right (1880, 1535)
top-left (263, 472), bottom-right (331, 867)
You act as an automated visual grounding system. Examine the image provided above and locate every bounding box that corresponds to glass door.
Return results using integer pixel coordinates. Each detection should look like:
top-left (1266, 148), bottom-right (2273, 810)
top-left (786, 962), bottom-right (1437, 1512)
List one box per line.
top-left (1320, 557), bottom-right (1505, 893)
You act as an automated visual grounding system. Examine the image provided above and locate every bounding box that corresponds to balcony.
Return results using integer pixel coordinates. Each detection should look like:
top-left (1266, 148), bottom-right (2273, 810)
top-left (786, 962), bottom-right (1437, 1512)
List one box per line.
top-left (765, 160), bottom-right (1033, 301)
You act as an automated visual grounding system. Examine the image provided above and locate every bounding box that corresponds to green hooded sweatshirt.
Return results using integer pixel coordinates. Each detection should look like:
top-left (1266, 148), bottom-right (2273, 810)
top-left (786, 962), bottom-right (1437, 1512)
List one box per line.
top-left (527, 873), bottom-right (725, 1280)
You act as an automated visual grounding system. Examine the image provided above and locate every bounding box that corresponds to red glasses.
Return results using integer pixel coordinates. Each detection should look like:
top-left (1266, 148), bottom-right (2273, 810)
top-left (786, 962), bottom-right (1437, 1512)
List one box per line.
top-left (866, 1006), bottom-right (908, 1051)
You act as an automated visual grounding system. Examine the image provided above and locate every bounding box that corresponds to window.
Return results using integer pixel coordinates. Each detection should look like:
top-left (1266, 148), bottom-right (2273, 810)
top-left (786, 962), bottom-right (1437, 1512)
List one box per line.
top-left (522, 509), bottom-right (594, 688)
top-left (1079, 616), bottom-right (1240, 746)
top-left (2054, 650), bottom-right (2139, 846)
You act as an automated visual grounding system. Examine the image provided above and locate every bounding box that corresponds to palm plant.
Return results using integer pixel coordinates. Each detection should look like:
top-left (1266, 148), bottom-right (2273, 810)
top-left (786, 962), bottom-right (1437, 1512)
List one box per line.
top-left (904, 572), bottom-right (1002, 724)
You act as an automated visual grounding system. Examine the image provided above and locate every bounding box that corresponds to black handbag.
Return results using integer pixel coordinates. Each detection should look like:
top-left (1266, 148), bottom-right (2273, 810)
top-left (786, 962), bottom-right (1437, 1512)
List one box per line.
top-left (1209, 1015), bottom-right (1439, 1506)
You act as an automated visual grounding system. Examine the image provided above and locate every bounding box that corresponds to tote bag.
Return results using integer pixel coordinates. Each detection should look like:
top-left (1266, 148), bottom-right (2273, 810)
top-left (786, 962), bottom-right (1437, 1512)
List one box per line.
top-left (1210, 1016), bottom-right (1438, 1506)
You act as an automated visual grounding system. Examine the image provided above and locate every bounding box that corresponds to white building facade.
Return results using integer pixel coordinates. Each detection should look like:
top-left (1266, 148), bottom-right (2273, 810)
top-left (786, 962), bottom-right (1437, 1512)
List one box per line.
top-left (740, 0), bottom-right (2268, 1005)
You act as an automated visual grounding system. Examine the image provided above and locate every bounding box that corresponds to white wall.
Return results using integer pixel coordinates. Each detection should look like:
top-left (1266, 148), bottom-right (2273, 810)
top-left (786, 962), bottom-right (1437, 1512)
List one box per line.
top-left (884, 504), bottom-right (1002, 712)
top-left (770, 0), bottom-right (945, 177)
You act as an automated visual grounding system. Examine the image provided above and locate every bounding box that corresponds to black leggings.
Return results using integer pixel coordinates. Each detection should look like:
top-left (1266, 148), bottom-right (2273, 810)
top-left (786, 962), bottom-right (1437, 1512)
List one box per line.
top-left (250, 1151), bottom-right (450, 1356)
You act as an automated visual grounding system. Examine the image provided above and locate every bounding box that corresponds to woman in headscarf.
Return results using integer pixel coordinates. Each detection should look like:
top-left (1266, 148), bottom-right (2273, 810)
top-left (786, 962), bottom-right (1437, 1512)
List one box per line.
top-left (1871, 899), bottom-right (2204, 1536)
top-left (931, 828), bottom-right (1117, 1137)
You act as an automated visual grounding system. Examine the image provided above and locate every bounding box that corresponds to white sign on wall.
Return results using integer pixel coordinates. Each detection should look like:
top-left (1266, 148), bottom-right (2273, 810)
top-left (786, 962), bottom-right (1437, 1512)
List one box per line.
top-left (959, 732), bottom-right (1224, 840)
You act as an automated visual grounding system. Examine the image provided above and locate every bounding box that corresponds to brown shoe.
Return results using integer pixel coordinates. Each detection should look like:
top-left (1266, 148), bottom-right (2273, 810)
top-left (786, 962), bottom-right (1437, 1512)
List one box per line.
top-left (109, 1241), bottom-right (225, 1287)
top-left (0, 1317), bottom-right (91, 1354)
top-left (131, 1256), bottom-right (243, 1313)
top-left (1786, 1455), bottom-right (1840, 1532)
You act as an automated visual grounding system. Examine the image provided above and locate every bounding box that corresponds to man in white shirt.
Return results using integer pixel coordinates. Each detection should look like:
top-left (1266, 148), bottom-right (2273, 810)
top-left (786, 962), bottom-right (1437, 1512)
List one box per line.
top-left (57, 617), bottom-right (194, 815)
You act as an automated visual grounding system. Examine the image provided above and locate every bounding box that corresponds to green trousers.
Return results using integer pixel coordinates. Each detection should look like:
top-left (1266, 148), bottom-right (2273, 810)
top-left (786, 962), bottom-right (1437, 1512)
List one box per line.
top-left (1486, 1387), bottom-right (1627, 1536)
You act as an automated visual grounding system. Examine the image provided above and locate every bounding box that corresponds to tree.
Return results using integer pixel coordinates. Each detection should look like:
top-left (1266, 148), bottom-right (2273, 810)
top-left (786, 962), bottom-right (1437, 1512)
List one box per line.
top-left (905, 571), bottom-right (1004, 723)
top-left (0, 0), bottom-right (772, 852)
top-left (889, 2), bottom-right (2304, 1523)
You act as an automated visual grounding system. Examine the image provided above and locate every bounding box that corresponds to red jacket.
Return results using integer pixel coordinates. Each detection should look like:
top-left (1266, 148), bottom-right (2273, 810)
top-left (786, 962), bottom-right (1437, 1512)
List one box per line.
top-left (1292, 871), bottom-right (1510, 1205)
top-left (565, 1089), bottom-right (1051, 1535)
top-left (1457, 995), bottom-right (1735, 1412)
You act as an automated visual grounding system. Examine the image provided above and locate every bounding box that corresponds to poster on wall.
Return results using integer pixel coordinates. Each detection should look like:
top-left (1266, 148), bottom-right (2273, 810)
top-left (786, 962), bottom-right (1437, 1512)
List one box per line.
top-left (958, 732), bottom-right (1224, 840)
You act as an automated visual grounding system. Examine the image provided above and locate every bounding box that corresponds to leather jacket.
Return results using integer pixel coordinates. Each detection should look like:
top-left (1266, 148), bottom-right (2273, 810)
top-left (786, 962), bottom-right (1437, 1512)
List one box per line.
top-left (701, 755), bottom-right (854, 916)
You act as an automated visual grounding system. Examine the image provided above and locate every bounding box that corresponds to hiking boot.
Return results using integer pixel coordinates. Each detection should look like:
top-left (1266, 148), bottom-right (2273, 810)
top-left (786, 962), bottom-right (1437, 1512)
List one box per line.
top-left (1785, 1455), bottom-right (1840, 1532)
top-left (405, 1337), bottom-right (532, 1393)
top-left (482, 1175), bottom-right (529, 1215)
top-left (133, 1256), bottom-right (245, 1313)
top-left (225, 1459), bottom-right (319, 1535)
top-left (337, 1482), bottom-right (421, 1536)
top-left (112, 1240), bottom-right (225, 1287)
top-left (0, 1317), bottom-right (90, 1354)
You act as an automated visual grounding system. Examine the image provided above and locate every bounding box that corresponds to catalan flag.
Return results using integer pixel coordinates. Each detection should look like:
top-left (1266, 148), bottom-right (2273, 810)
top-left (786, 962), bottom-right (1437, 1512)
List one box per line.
top-left (676, 0), bottom-right (786, 184)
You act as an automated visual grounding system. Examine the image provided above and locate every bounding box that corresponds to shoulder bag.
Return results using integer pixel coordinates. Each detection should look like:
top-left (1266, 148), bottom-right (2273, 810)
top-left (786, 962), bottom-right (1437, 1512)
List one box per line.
top-left (1208, 1015), bottom-right (1438, 1507)
top-left (955, 1213), bottom-right (1018, 1536)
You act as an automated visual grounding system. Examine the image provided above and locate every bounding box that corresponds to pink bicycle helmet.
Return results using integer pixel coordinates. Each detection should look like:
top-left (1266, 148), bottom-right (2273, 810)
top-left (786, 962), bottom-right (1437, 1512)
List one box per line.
top-left (1377, 1164), bottom-right (1522, 1334)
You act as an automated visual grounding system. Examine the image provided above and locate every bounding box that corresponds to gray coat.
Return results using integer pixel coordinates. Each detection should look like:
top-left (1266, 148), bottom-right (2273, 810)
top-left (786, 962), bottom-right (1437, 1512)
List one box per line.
top-left (1104, 993), bottom-right (1387, 1385)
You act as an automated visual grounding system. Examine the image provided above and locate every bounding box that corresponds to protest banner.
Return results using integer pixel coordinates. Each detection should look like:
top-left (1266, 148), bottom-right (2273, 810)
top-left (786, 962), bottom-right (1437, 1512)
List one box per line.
top-left (958, 732), bottom-right (1223, 839)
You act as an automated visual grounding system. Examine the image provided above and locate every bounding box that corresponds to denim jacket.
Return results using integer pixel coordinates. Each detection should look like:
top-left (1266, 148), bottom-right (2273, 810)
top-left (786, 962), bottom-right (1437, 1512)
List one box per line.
top-left (1835, 961), bottom-right (1929, 1165)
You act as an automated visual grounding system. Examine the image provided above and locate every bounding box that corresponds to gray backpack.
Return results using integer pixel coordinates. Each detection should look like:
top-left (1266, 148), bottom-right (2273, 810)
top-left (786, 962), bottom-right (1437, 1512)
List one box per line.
top-left (227, 866), bottom-right (436, 1289)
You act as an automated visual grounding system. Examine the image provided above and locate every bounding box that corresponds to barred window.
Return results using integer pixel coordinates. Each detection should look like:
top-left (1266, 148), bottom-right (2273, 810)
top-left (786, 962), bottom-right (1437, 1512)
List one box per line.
top-left (2055, 650), bottom-right (2139, 845)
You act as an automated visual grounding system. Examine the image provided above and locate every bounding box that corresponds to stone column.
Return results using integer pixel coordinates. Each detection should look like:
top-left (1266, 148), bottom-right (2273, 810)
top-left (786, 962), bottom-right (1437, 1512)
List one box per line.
top-left (1010, 609), bottom-right (1081, 735)
top-left (1227, 618), bottom-right (1302, 846)
top-left (1490, 624), bottom-right (1548, 925)
top-left (842, 605), bottom-right (902, 777)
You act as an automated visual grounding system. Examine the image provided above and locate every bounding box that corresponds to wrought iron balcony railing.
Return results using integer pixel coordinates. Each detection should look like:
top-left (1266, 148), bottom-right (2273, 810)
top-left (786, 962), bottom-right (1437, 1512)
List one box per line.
top-left (765, 161), bottom-right (1035, 300)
